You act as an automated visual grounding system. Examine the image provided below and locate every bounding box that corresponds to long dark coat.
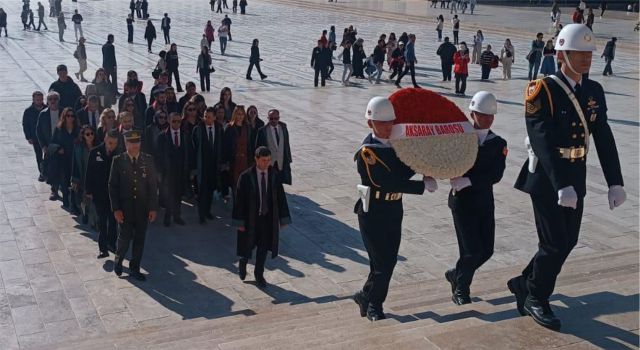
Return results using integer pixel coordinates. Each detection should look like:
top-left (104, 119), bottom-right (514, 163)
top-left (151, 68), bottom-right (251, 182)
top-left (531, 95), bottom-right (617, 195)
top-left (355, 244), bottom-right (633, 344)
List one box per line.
top-left (192, 122), bottom-right (224, 187)
top-left (255, 122), bottom-right (292, 185)
top-left (232, 166), bottom-right (291, 258)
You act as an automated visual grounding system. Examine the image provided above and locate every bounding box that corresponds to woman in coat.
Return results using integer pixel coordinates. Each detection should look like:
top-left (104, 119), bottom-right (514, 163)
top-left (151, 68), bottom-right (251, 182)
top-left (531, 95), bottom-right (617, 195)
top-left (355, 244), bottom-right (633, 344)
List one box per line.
top-left (204, 21), bottom-right (215, 52)
top-left (90, 69), bottom-right (115, 108)
top-left (96, 108), bottom-right (117, 144)
top-left (71, 125), bottom-right (95, 221)
top-left (219, 87), bottom-right (237, 123)
top-left (453, 42), bottom-right (470, 95)
top-left (246, 39), bottom-right (267, 80)
top-left (144, 20), bottom-right (156, 53)
top-left (351, 39), bottom-right (365, 79)
top-left (166, 43), bottom-right (183, 92)
top-left (143, 110), bottom-right (168, 157)
top-left (223, 106), bottom-right (254, 199)
top-left (196, 46), bottom-right (213, 92)
top-left (49, 107), bottom-right (79, 208)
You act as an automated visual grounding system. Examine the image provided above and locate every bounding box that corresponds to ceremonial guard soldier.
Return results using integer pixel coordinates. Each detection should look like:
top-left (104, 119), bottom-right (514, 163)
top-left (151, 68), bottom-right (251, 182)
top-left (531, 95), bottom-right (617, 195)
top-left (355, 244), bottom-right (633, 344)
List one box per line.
top-left (445, 91), bottom-right (507, 305)
top-left (109, 130), bottom-right (158, 281)
top-left (510, 24), bottom-right (626, 330)
top-left (353, 96), bottom-right (438, 321)
top-left (85, 129), bottom-right (120, 258)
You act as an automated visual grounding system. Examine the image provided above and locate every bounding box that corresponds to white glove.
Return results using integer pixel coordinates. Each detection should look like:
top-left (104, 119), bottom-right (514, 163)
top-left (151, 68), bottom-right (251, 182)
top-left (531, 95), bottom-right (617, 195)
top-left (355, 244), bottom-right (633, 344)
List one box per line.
top-left (450, 177), bottom-right (472, 192)
top-left (557, 186), bottom-right (578, 209)
top-left (423, 176), bottom-right (438, 193)
top-left (607, 185), bottom-right (626, 210)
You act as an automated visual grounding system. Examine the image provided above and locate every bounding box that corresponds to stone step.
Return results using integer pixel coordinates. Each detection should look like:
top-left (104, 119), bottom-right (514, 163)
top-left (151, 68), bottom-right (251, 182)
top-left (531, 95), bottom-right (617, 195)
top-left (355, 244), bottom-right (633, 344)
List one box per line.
top-left (35, 248), bottom-right (638, 350)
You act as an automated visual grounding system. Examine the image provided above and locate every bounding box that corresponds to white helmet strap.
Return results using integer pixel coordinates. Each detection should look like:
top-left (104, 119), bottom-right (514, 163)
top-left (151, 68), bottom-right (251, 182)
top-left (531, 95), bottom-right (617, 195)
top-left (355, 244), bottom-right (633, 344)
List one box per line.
top-left (560, 50), bottom-right (580, 77)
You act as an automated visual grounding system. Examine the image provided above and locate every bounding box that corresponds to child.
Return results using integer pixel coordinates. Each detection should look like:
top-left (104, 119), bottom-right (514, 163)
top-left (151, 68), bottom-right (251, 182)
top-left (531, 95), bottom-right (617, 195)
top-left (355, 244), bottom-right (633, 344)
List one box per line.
top-left (364, 54), bottom-right (376, 83)
top-left (445, 91), bottom-right (507, 305)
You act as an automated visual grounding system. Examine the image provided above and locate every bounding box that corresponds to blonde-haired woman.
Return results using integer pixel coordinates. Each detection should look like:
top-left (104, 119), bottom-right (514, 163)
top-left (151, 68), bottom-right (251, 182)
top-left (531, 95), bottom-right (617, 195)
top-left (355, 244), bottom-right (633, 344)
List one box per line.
top-left (96, 108), bottom-right (117, 143)
top-left (223, 106), bottom-right (253, 198)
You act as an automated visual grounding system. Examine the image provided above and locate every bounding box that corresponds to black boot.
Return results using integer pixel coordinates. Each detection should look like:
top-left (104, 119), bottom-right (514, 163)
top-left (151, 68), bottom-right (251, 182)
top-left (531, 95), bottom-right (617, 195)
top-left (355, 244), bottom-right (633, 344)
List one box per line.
top-left (238, 258), bottom-right (247, 281)
top-left (451, 290), bottom-right (472, 305)
top-left (507, 276), bottom-right (528, 316)
top-left (444, 268), bottom-right (457, 294)
top-left (366, 304), bottom-right (386, 322)
top-left (524, 296), bottom-right (561, 330)
top-left (353, 291), bottom-right (369, 317)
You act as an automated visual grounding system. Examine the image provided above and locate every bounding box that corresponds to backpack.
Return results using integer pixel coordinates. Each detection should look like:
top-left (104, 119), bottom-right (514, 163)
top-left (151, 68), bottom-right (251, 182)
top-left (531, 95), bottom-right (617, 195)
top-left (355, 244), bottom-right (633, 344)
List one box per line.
top-left (73, 49), bottom-right (79, 59)
top-left (505, 49), bottom-right (512, 58)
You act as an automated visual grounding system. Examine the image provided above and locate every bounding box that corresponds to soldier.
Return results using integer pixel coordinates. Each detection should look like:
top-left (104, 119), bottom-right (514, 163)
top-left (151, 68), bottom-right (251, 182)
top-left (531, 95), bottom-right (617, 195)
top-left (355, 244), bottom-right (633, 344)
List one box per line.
top-left (510, 24), bottom-right (626, 330)
top-left (109, 130), bottom-right (158, 281)
top-left (444, 91), bottom-right (507, 305)
top-left (85, 129), bottom-right (120, 258)
top-left (353, 96), bottom-right (438, 321)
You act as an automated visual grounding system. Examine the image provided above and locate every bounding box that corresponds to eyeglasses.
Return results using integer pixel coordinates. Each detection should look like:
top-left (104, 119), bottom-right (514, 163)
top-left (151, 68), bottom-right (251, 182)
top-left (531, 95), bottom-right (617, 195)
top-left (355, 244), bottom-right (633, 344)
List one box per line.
top-left (85, 132), bottom-right (94, 136)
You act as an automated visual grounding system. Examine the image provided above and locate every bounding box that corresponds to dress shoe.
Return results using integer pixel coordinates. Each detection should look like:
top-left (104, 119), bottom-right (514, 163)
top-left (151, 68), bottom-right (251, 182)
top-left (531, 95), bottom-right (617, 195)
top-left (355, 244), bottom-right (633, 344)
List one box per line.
top-left (524, 296), bottom-right (561, 330)
top-left (174, 217), bottom-right (186, 225)
top-left (444, 268), bottom-right (457, 294)
top-left (260, 74), bottom-right (267, 80)
top-left (507, 276), bottom-right (528, 316)
top-left (452, 291), bottom-right (472, 305)
top-left (97, 251), bottom-right (109, 259)
top-left (205, 213), bottom-right (214, 220)
top-left (255, 275), bottom-right (267, 288)
top-left (163, 213), bottom-right (171, 227)
top-left (49, 192), bottom-right (60, 201)
top-left (246, 76), bottom-right (253, 80)
top-left (353, 291), bottom-right (369, 317)
top-left (130, 271), bottom-right (147, 281)
top-left (38, 175), bottom-right (45, 182)
top-left (238, 259), bottom-right (247, 281)
top-left (114, 262), bottom-right (123, 276)
top-left (199, 217), bottom-right (206, 225)
top-left (366, 305), bottom-right (386, 322)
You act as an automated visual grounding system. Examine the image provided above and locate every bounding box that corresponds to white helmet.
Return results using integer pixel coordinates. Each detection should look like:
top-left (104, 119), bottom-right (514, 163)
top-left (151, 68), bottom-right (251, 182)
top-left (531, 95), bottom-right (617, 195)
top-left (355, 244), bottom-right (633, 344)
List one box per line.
top-left (469, 91), bottom-right (497, 115)
top-left (365, 96), bottom-right (396, 121)
top-left (554, 24), bottom-right (596, 51)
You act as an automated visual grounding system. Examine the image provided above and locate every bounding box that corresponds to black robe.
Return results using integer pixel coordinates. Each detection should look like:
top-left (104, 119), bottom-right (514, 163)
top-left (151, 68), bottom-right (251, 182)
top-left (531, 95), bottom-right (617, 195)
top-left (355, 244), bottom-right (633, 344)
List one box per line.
top-left (232, 166), bottom-right (291, 258)
top-left (255, 122), bottom-right (292, 185)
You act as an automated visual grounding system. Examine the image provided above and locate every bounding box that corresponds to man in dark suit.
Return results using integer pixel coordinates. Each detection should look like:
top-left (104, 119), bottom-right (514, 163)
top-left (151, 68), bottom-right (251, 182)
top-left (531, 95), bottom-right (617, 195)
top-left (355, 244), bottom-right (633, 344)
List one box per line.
top-left (161, 13), bottom-right (171, 44)
top-left (23, 91), bottom-right (46, 182)
top-left (109, 130), bottom-right (158, 281)
top-left (255, 109), bottom-right (292, 185)
top-left (102, 34), bottom-right (119, 96)
top-left (86, 130), bottom-right (120, 258)
top-left (156, 112), bottom-right (192, 227)
top-left (77, 95), bottom-right (102, 129)
top-left (193, 106), bottom-right (224, 224)
top-left (600, 36), bottom-right (616, 76)
top-left (232, 146), bottom-right (291, 288)
top-left (36, 91), bottom-right (62, 200)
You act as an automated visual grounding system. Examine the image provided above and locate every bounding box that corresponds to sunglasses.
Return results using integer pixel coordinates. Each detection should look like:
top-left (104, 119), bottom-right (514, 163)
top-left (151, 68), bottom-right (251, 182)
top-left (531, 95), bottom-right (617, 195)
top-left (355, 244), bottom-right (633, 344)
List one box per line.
top-left (85, 132), bottom-right (94, 136)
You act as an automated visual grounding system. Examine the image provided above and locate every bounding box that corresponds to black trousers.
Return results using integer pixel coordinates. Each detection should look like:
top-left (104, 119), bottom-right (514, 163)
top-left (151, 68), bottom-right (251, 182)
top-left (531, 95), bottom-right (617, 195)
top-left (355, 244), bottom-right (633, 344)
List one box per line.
top-left (95, 201), bottom-right (117, 253)
top-left (115, 212), bottom-right (149, 273)
top-left (104, 67), bottom-right (118, 95)
top-left (453, 31), bottom-right (459, 44)
top-left (481, 64), bottom-right (491, 80)
top-left (240, 215), bottom-right (272, 277)
top-left (127, 26), bottom-right (133, 42)
top-left (455, 73), bottom-right (467, 93)
top-left (396, 62), bottom-right (417, 86)
top-left (167, 69), bottom-right (182, 91)
top-left (452, 207), bottom-right (495, 292)
top-left (441, 61), bottom-right (452, 80)
top-left (146, 38), bottom-right (153, 52)
top-left (163, 29), bottom-right (170, 44)
top-left (358, 202), bottom-right (403, 307)
top-left (246, 61), bottom-right (264, 78)
top-left (522, 195), bottom-right (584, 301)
top-left (389, 65), bottom-right (402, 80)
top-left (314, 66), bottom-right (327, 86)
top-left (326, 61), bottom-right (334, 77)
top-left (162, 180), bottom-right (183, 219)
top-left (31, 141), bottom-right (43, 175)
top-left (199, 71), bottom-right (210, 91)
top-left (37, 17), bottom-right (47, 30)
top-left (197, 178), bottom-right (214, 219)
top-left (603, 58), bottom-right (613, 75)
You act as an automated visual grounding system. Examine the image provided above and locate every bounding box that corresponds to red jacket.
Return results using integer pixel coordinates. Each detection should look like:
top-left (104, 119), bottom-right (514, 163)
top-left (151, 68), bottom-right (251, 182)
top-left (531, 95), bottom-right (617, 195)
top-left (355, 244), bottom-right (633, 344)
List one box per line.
top-left (453, 51), bottom-right (470, 75)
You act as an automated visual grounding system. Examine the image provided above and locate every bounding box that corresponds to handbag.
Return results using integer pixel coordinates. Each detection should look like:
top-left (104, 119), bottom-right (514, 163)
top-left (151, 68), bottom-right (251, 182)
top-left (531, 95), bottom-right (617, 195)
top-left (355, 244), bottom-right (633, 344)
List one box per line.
top-left (491, 55), bottom-right (499, 69)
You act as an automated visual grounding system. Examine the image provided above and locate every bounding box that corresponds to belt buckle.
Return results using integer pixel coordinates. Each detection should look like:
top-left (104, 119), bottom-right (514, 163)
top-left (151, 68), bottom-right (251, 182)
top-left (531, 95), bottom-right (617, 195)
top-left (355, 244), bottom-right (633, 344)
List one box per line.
top-left (570, 147), bottom-right (585, 159)
top-left (385, 193), bottom-right (402, 201)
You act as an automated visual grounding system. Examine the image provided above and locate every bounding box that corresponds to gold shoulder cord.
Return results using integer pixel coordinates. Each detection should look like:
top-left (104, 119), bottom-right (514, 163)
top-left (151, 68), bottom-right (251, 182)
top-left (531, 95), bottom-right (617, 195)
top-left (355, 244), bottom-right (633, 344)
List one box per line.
top-left (360, 147), bottom-right (390, 188)
top-left (539, 79), bottom-right (554, 117)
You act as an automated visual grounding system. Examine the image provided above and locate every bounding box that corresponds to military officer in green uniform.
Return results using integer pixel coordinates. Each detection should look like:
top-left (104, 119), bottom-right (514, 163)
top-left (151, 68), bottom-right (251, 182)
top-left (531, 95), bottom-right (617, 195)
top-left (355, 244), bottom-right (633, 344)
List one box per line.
top-left (109, 130), bottom-right (158, 281)
top-left (510, 24), bottom-right (626, 330)
top-left (353, 96), bottom-right (438, 321)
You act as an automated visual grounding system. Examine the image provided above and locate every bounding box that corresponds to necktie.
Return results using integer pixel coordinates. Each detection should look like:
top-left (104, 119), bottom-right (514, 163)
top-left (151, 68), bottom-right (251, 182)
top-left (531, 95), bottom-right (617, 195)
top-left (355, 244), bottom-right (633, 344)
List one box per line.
top-left (174, 131), bottom-right (179, 147)
top-left (132, 157), bottom-right (137, 168)
top-left (574, 83), bottom-right (582, 99)
top-left (208, 127), bottom-right (213, 146)
top-left (274, 127), bottom-right (280, 145)
top-left (260, 171), bottom-right (268, 215)
top-left (91, 112), bottom-right (96, 128)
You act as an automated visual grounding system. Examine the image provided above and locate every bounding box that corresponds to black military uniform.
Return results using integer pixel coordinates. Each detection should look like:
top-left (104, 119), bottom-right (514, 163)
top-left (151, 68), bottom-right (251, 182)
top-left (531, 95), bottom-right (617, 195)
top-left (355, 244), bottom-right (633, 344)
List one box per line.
top-left (109, 131), bottom-right (158, 280)
top-left (446, 130), bottom-right (507, 304)
top-left (85, 143), bottom-right (119, 256)
top-left (354, 134), bottom-right (425, 320)
top-left (511, 70), bottom-right (623, 324)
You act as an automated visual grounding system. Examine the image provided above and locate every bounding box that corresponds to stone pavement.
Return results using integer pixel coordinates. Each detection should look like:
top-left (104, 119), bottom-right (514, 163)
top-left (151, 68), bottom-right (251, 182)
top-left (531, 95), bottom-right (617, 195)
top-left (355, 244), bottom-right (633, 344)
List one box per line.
top-left (0, 0), bottom-right (637, 348)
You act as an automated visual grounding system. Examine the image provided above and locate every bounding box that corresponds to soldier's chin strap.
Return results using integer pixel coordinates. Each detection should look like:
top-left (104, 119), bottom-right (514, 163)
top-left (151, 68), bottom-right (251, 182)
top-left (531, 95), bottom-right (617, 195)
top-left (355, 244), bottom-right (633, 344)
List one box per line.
top-left (560, 50), bottom-right (581, 77)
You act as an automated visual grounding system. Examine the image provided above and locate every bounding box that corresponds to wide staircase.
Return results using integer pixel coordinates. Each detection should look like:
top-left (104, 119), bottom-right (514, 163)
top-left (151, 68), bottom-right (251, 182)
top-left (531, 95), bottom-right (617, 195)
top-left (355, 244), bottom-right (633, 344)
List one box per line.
top-left (31, 247), bottom-right (639, 350)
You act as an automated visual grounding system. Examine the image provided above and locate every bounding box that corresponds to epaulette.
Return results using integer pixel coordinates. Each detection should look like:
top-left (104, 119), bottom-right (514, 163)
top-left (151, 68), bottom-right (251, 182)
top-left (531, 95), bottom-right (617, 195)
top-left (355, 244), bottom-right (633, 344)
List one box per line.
top-left (524, 79), bottom-right (554, 117)
top-left (358, 146), bottom-right (390, 188)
